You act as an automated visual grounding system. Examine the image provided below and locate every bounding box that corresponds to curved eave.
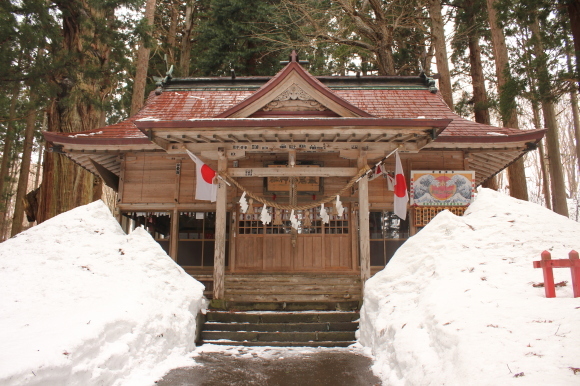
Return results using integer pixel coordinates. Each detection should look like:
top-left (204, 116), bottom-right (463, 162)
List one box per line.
top-left (43, 131), bottom-right (153, 146)
top-left (433, 128), bottom-right (546, 144)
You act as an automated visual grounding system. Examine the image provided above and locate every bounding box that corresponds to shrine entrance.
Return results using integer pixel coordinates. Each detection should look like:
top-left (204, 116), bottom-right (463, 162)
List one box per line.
top-left (233, 206), bottom-right (355, 273)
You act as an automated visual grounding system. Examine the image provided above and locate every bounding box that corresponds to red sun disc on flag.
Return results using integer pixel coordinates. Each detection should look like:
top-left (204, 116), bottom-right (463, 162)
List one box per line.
top-left (395, 174), bottom-right (407, 197)
top-left (201, 164), bottom-right (216, 184)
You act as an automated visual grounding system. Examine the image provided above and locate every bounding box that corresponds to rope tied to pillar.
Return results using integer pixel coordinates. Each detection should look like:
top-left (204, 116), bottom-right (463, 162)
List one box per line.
top-left (218, 164), bottom-right (371, 211)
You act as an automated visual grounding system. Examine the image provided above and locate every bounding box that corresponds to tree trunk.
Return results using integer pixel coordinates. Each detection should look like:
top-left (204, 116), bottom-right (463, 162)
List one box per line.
top-left (179, 1), bottom-right (196, 77)
top-left (11, 106), bottom-right (37, 236)
top-left (166, 1), bottom-right (178, 67)
top-left (486, 0), bottom-right (529, 200)
top-left (130, 0), bottom-right (157, 116)
top-left (0, 83), bottom-right (21, 212)
top-left (428, 0), bottom-right (453, 108)
top-left (530, 91), bottom-right (552, 209)
top-left (37, 2), bottom-right (113, 223)
top-left (530, 18), bottom-right (569, 217)
top-left (375, 43), bottom-right (396, 75)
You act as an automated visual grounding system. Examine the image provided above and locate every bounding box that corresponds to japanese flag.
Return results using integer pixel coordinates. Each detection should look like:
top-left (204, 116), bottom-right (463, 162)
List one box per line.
top-left (186, 150), bottom-right (217, 202)
top-left (394, 151), bottom-right (408, 220)
top-left (368, 162), bottom-right (385, 181)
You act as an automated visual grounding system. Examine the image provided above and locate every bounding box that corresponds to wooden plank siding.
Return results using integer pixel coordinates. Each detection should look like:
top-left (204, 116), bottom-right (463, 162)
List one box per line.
top-left (119, 150), bottom-right (465, 276)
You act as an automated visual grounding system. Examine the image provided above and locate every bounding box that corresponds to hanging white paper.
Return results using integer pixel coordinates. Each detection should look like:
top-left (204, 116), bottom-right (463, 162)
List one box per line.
top-left (239, 192), bottom-right (249, 213)
top-left (290, 209), bottom-right (300, 230)
top-left (260, 204), bottom-right (272, 225)
top-left (320, 203), bottom-right (330, 224)
top-left (335, 195), bottom-right (345, 217)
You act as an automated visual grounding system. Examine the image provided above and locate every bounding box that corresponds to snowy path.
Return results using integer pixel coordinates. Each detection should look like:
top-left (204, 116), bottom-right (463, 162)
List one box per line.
top-left (156, 345), bottom-right (380, 386)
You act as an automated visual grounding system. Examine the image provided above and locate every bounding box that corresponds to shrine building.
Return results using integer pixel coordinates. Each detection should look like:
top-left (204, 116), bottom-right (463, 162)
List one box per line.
top-left (43, 52), bottom-right (545, 307)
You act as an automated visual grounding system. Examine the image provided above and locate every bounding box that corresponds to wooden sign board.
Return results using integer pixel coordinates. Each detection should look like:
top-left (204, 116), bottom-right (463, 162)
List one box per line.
top-left (410, 170), bottom-right (475, 206)
top-left (266, 164), bottom-right (321, 193)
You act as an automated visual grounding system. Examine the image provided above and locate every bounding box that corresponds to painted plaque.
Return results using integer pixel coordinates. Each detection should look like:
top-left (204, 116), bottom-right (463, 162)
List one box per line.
top-left (410, 171), bottom-right (475, 206)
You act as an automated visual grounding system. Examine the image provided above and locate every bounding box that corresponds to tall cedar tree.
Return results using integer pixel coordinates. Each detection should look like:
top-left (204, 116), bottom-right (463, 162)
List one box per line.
top-left (451, 0), bottom-right (498, 189)
top-left (270, 0), bottom-right (431, 77)
top-left (37, 0), bottom-right (143, 223)
top-left (486, 0), bottom-right (530, 200)
top-left (496, 0), bottom-right (569, 215)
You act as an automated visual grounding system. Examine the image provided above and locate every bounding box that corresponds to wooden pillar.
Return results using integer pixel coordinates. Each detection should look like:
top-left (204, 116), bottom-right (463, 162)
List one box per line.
top-left (213, 149), bottom-right (227, 300)
top-left (169, 208), bottom-right (179, 261)
top-left (358, 152), bottom-right (371, 292)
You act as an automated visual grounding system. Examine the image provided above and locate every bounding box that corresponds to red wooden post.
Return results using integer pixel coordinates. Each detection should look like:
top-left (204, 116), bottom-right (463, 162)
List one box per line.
top-left (541, 250), bottom-right (556, 298)
top-left (570, 250), bottom-right (580, 298)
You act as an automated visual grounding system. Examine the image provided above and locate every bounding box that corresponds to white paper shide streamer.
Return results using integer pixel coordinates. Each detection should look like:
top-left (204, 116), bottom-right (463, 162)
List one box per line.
top-left (320, 203), bottom-right (329, 224)
top-left (239, 192), bottom-right (249, 213)
top-left (335, 195), bottom-right (344, 217)
top-left (260, 204), bottom-right (271, 225)
top-left (290, 209), bottom-right (300, 230)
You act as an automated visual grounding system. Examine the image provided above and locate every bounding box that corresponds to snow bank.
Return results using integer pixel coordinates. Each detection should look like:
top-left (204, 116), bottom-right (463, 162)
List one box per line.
top-left (360, 188), bottom-right (580, 385)
top-left (0, 201), bottom-right (206, 386)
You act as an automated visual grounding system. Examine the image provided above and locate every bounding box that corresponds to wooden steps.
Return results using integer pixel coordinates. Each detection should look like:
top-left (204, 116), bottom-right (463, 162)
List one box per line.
top-left (223, 274), bottom-right (362, 304)
top-left (200, 310), bottom-right (359, 347)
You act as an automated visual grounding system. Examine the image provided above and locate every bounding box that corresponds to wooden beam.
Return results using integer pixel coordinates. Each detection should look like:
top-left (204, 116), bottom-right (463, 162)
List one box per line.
top-left (213, 148), bottom-right (228, 300)
top-left (227, 167), bottom-right (358, 177)
top-left (89, 158), bottom-right (119, 192)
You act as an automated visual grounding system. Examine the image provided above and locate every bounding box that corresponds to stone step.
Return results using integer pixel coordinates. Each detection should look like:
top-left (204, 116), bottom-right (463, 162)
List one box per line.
top-left (206, 311), bottom-right (359, 323)
top-left (201, 330), bottom-right (357, 343)
top-left (203, 321), bottom-right (358, 332)
top-left (201, 340), bottom-right (355, 347)
top-left (200, 308), bottom-right (359, 347)
top-left (211, 300), bottom-right (360, 311)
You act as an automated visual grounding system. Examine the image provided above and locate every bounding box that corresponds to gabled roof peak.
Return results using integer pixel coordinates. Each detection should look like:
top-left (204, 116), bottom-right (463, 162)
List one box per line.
top-left (215, 54), bottom-right (373, 118)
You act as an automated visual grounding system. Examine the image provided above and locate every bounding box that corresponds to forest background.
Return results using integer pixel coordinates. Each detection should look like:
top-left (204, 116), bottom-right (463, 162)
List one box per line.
top-left (0, 0), bottom-right (579, 241)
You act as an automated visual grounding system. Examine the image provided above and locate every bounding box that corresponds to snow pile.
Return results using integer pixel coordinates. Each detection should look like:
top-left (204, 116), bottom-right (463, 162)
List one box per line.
top-left (360, 188), bottom-right (580, 385)
top-left (0, 201), bottom-right (206, 386)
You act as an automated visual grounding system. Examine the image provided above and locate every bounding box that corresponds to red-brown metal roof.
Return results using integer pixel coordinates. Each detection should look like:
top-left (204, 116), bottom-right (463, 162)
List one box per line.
top-left (44, 69), bottom-right (545, 146)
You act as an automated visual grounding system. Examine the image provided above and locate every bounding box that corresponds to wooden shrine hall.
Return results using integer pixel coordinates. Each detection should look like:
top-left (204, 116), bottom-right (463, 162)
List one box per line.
top-left (44, 52), bottom-right (545, 307)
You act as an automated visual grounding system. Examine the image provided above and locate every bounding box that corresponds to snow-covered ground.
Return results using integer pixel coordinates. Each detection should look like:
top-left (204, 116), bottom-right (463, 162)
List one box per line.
top-left (0, 201), bottom-right (206, 386)
top-left (360, 188), bottom-right (580, 385)
top-left (2, 189), bottom-right (579, 385)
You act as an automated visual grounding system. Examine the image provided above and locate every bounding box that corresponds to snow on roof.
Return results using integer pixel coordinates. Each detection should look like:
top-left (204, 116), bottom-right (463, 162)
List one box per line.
top-left (0, 200), bottom-right (205, 385)
top-left (360, 188), bottom-right (580, 385)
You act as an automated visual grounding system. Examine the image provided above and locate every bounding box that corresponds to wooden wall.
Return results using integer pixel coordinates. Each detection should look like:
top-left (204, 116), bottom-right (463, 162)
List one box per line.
top-left (119, 150), bottom-right (465, 207)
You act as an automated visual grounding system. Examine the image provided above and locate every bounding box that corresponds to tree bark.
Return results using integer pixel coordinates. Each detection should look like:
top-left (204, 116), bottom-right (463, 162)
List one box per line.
top-left (179, 1), bottom-right (196, 77)
top-left (37, 2), bottom-right (113, 223)
top-left (130, 0), bottom-right (157, 116)
top-left (0, 82), bottom-right (20, 212)
top-left (486, 0), bottom-right (529, 200)
top-left (11, 106), bottom-right (36, 236)
top-left (428, 0), bottom-right (453, 108)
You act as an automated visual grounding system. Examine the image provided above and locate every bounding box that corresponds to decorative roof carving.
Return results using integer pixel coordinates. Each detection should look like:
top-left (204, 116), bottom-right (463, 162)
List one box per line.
top-left (262, 83), bottom-right (329, 112)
